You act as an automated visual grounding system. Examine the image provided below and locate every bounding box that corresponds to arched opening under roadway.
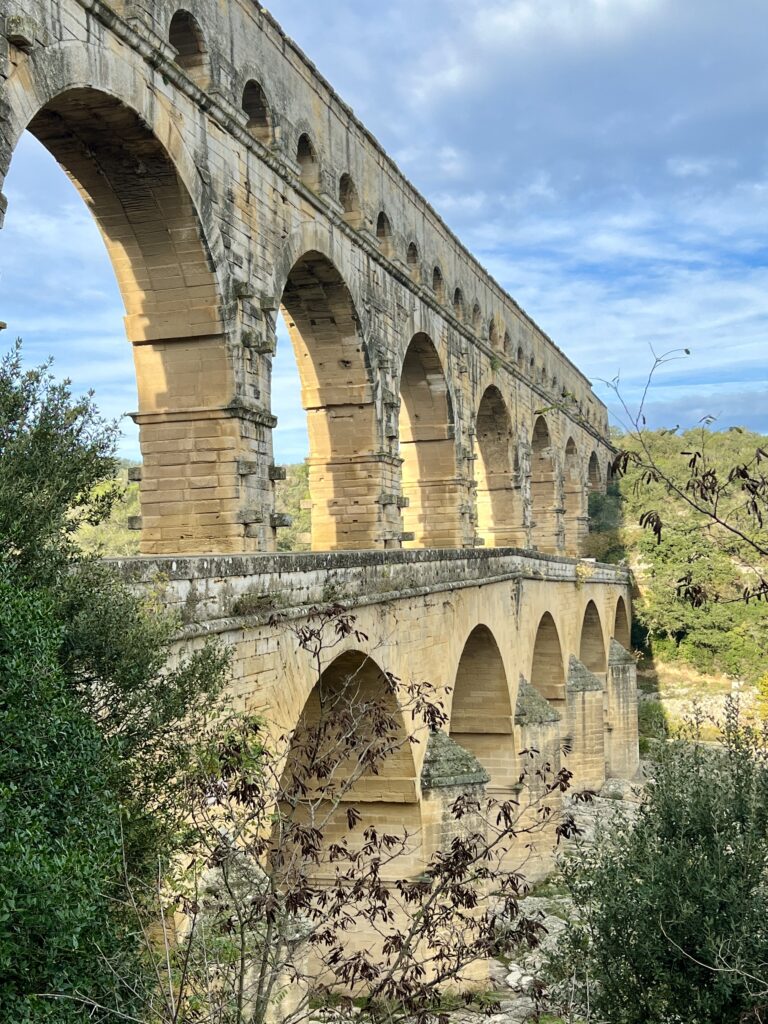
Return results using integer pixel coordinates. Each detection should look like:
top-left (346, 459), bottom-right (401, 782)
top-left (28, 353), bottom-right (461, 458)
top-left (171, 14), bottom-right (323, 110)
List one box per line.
top-left (588, 451), bottom-right (602, 492)
top-left (398, 334), bottom-right (460, 548)
top-left (449, 625), bottom-right (517, 796)
top-left (614, 596), bottom-right (631, 650)
top-left (475, 386), bottom-right (523, 547)
top-left (274, 251), bottom-right (380, 551)
top-left (531, 416), bottom-right (559, 554)
top-left (16, 87), bottom-right (233, 556)
top-left (580, 601), bottom-right (607, 677)
top-left (278, 649), bottom-right (421, 878)
top-left (530, 612), bottom-right (566, 708)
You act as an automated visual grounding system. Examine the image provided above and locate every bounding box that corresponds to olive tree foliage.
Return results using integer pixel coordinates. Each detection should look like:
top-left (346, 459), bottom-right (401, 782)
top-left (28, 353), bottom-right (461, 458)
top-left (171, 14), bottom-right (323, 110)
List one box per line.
top-left (0, 344), bottom-right (230, 1019)
top-left (76, 607), bottom-right (589, 1024)
top-left (548, 702), bottom-right (768, 1024)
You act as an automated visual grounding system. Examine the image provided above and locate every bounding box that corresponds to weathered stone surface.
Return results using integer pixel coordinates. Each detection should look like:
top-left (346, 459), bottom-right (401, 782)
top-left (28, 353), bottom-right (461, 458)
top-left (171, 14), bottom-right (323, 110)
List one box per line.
top-left (1, 0), bottom-right (613, 558)
top-left (420, 730), bottom-right (490, 790)
top-left (0, 0), bottom-right (641, 913)
top-left (515, 679), bottom-right (560, 726)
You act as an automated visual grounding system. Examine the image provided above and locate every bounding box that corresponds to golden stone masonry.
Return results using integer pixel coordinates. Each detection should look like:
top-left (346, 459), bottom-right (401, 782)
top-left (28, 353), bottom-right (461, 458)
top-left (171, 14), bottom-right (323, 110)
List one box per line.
top-left (0, 0), bottom-right (639, 875)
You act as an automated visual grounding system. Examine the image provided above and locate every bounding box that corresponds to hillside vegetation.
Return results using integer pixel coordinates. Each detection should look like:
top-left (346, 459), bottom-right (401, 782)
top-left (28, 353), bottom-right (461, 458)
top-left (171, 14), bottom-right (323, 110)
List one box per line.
top-left (589, 426), bottom-right (768, 686)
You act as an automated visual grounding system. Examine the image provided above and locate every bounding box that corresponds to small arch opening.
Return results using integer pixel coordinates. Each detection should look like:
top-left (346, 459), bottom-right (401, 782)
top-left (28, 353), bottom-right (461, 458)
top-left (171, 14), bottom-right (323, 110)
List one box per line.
top-left (297, 133), bottom-right (320, 190)
top-left (339, 174), bottom-right (362, 228)
top-left (409, 239), bottom-right (421, 272)
top-left (453, 287), bottom-right (465, 321)
top-left (517, 346), bottom-right (525, 371)
top-left (376, 211), bottom-right (394, 257)
top-left (169, 10), bottom-right (209, 88)
top-left (614, 597), bottom-right (631, 650)
top-left (503, 329), bottom-right (511, 357)
top-left (432, 266), bottom-right (445, 302)
top-left (471, 301), bottom-right (482, 332)
top-left (489, 318), bottom-right (499, 350)
top-left (242, 79), bottom-right (272, 143)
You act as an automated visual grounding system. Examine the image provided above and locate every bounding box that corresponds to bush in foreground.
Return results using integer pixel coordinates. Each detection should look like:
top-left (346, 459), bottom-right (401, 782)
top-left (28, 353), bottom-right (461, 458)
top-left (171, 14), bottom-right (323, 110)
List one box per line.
top-left (550, 702), bottom-right (768, 1024)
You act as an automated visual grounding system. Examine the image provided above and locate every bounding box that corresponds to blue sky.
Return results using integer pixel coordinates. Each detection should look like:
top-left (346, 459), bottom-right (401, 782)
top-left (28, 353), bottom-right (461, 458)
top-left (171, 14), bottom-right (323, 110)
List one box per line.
top-left (2, 0), bottom-right (768, 462)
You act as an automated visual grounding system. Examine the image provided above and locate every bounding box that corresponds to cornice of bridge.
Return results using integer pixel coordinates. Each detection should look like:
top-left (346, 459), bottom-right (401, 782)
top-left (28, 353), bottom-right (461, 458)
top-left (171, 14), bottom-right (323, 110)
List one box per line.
top-left (107, 548), bottom-right (631, 638)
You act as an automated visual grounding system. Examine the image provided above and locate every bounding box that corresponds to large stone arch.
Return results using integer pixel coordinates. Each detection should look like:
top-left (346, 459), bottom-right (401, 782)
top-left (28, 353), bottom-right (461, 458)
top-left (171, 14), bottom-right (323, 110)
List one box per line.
top-left (530, 611), bottom-right (566, 708)
top-left (448, 624), bottom-right (517, 794)
top-left (275, 248), bottom-right (382, 551)
top-left (580, 600), bottom-right (607, 676)
top-left (613, 596), bottom-right (631, 650)
top-left (475, 386), bottom-right (524, 547)
top-left (281, 648), bottom-right (422, 878)
top-left (397, 333), bottom-right (461, 548)
top-left (2, 59), bottom-right (245, 557)
top-left (530, 415), bottom-right (559, 554)
top-left (563, 437), bottom-right (585, 556)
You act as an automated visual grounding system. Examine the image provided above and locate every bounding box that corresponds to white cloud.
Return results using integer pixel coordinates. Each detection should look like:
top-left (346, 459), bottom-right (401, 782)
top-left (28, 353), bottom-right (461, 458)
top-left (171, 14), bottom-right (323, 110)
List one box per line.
top-left (475, 0), bottom-right (666, 48)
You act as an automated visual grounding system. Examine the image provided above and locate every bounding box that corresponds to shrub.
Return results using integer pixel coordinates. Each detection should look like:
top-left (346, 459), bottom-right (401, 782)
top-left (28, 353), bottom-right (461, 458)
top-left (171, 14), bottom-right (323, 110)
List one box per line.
top-left (549, 701), bottom-right (768, 1024)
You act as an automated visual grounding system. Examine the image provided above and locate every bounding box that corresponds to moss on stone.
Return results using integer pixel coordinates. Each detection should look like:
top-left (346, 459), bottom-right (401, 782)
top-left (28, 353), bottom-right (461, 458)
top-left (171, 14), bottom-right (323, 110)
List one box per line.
top-left (567, 655), bottom-right (603, 692)
top-left (420, 730), bottom-right (490, 790)
top-left (515, 678), bottom-right (560, 725)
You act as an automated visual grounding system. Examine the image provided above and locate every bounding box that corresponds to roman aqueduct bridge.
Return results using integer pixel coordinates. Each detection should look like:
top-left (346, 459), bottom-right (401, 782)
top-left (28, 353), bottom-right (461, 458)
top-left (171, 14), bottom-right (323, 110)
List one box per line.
top-left (0, 0), bottom-right (639, 872)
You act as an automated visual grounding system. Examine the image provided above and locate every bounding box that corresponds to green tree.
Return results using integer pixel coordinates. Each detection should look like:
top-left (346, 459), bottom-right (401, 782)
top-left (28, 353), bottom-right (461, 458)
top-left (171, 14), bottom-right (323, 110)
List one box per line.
top-left (550, 705), bottom-right (768, 1024)
top-left (0, 579), bottom-right (136, 1022)
top-left (0, 343), bottom-right (230, 1018)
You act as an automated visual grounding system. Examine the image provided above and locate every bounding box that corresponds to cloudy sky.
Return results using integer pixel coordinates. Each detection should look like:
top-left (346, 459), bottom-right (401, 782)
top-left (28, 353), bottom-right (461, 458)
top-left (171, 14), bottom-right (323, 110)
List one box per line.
top-left (2, 0), bottom-right (768, 461)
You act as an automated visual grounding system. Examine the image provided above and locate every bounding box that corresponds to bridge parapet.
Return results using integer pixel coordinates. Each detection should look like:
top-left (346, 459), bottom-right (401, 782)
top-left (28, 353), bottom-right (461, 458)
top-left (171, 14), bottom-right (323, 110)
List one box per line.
top-left (110, 549), bottom-right (630, 632)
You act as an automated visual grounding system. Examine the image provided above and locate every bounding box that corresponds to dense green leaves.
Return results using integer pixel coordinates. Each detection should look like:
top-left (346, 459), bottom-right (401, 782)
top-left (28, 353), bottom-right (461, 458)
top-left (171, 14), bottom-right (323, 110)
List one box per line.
top-left (553, 709), bottom-right (768, 1024)
top-left (0, 575), bottom-right (138, 1022)
top-left (0, 344), bottom-right (231, 1019)
top-left (0, 342), bottom-right (121, 582)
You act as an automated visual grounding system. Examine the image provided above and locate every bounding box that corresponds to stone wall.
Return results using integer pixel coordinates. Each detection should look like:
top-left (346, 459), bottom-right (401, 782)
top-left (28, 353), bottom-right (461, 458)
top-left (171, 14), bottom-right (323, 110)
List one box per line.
top-left (2, 0), bottom-right (613, 557)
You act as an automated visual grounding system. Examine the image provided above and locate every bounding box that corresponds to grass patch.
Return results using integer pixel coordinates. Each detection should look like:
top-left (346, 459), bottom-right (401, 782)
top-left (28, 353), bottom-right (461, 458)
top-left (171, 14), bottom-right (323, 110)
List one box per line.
top-left (527, 875), bottom-right (569, 899)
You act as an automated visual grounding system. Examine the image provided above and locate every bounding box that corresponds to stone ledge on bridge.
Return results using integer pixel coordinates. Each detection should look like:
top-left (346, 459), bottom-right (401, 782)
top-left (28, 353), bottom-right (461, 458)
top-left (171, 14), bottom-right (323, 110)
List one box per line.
top-left (107, 548), bottom-right (631, 632)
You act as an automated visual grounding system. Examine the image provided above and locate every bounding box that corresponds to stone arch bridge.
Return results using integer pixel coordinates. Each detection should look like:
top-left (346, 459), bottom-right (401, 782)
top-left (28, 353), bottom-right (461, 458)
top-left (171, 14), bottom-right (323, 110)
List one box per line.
top-left (0, 0), bottom-right (639, 870)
